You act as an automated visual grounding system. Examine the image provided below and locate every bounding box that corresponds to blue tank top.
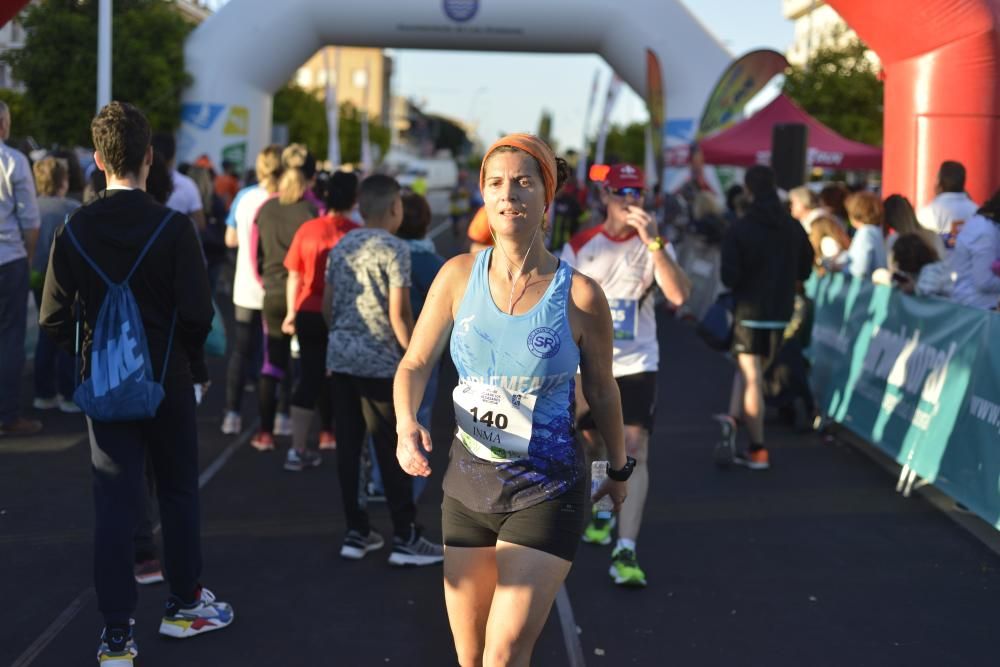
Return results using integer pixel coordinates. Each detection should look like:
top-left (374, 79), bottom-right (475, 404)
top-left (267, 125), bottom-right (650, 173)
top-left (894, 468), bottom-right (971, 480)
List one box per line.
top-left (443, 248), bottom-right (584, 513)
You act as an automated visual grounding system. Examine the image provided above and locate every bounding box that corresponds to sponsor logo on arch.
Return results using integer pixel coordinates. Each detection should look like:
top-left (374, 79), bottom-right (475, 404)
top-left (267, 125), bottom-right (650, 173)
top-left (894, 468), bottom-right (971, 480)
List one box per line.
top-left (443, 0), bottom-right (478, 22)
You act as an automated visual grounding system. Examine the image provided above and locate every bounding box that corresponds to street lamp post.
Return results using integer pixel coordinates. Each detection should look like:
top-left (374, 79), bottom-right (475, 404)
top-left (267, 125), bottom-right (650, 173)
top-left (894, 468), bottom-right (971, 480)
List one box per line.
top-left (97, 0), bottom-right (112, 110)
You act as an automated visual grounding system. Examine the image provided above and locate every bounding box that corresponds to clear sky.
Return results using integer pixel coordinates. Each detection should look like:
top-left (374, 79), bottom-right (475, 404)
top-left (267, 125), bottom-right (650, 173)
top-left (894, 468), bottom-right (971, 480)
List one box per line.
top-left (206, 0), bottom-right (794, 153)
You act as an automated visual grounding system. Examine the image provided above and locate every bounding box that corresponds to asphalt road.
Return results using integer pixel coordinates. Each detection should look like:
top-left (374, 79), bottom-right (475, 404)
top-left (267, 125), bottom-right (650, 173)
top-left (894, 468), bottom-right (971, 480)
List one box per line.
top-left (4, 222), bottom-right (1000, 666)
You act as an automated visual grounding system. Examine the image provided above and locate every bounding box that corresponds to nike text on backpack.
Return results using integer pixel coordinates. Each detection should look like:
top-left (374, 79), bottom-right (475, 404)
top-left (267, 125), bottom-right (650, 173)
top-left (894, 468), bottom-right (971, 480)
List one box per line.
top-left (64, 211), bottom-right (178, 421)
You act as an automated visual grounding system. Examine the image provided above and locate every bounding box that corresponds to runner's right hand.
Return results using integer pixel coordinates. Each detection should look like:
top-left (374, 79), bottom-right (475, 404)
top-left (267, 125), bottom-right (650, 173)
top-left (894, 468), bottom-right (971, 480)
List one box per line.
top-left (592, 478), bottom-right (628, 514)
top-left (397, 421), bottom-right (433, 477)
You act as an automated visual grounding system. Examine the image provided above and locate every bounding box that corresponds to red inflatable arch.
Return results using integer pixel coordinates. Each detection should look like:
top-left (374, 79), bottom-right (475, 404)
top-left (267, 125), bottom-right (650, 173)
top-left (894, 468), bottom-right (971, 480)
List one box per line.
top-left (829, 0), bottom-right (1000, 206)
top-left (4, 0), bottom-right (998, 205)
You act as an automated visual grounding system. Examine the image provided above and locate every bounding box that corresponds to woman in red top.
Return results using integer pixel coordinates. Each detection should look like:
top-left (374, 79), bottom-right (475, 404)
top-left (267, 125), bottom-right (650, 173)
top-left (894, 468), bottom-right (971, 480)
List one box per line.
top-left (280, 171), bottom-right (360, 471)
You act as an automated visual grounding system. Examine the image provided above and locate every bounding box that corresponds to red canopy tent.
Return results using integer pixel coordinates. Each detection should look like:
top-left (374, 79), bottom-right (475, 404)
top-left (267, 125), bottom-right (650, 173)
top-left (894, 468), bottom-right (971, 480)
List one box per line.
top-left (699, 94), bottom-right (883, 171)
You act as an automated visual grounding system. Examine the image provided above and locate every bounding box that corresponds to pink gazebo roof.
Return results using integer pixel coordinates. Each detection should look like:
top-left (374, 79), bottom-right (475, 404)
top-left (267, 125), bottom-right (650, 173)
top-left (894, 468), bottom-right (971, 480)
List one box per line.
top-left (699, 93), bottom-right (883, 171)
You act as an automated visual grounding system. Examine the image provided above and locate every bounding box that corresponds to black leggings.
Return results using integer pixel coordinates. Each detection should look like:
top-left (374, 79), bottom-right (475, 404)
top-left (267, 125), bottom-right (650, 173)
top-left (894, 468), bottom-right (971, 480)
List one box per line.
top-left (291, 311), bottom-right (332, 429)
top-left (259, 292), bottom-right (292, 434)
top-left (330, 373), bottom-right (415, 539)
top-left (224, 306), bottom-right (262, 413)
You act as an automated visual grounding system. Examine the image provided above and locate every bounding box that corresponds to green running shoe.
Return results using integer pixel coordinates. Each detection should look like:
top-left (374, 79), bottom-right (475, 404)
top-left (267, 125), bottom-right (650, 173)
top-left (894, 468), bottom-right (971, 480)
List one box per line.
top-left (582, 515), bottom-right (616, 545)
top-left (609, 547), bottom-right (647, 587)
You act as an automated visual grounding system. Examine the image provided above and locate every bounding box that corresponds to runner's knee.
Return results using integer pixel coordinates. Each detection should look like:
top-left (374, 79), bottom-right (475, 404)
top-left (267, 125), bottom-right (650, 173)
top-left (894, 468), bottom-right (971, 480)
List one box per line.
top-left (483, 637), bottom-right (531, 667)
top-left (624, 427), bottom-right (649, 463)
top-left (455, 645), bottom-right (485, 667)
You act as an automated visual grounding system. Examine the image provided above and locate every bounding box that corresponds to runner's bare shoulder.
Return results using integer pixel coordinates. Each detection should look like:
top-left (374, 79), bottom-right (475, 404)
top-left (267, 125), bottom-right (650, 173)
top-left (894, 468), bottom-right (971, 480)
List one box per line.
top-left (437, 253), bottom-right (477, 284)
top-left (567, 269), bottom-right (612, 336)
top-left (568, 269), bottom-right (607, 311)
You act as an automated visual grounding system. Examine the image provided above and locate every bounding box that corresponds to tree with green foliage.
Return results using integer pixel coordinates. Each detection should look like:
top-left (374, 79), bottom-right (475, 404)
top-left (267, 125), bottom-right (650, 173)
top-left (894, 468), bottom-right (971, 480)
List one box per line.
top-left (3, 0), bottom-right (193, 147)
top-left (0, 89), bottom-right (40, 142)
top-left (341, 103), bottom-right (390, 165)
top-left (783, 32), bottom-right (884, 146)
top-left (271, 85), bottom-right (390, 165)
top-left (272, 85), bottom-right (328, 158)
top-left (537, 109), bottom-right (553, 147)
top-left (424, 114), bottom-right (472, 159)
top-left (593, 121), bottom-right (648, 166)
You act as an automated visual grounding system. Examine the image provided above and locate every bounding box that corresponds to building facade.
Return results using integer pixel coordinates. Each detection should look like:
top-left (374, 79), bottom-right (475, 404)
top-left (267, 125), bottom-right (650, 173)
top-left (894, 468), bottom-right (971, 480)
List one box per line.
top-left (294, 47), bottom-right (392, 127)
top-left (0, 1), bottom-right (34, 92)
top-left (783, 0), bottom-right (878, 67)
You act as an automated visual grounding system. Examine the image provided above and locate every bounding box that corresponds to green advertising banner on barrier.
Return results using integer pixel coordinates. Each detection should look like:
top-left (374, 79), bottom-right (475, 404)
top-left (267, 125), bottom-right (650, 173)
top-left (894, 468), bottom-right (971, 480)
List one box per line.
top-left (808, 274), bottom-right (1000, 526)
top-left (942, 319), bottom-right (1000, 522)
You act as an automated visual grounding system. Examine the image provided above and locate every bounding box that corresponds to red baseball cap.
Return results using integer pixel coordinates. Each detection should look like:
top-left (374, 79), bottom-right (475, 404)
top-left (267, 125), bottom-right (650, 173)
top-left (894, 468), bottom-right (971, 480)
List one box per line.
top-left (605, 163), bottom-right (645, 190)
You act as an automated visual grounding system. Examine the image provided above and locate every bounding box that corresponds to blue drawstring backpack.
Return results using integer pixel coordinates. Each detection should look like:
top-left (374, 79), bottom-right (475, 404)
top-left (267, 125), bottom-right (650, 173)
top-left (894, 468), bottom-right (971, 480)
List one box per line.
top-left (64, 211), bottom-right (178, 421)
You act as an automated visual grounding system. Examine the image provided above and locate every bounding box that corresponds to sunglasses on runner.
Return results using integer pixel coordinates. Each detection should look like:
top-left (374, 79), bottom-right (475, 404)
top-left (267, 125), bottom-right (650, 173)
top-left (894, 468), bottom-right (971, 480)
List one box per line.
top-left (608, 187), bottom-right (645, 199)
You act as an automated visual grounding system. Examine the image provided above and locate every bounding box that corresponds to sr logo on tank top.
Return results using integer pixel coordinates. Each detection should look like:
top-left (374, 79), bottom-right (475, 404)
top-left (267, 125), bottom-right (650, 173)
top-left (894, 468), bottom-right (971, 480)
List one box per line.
top-left (527, 327), bottom-right (561, 359)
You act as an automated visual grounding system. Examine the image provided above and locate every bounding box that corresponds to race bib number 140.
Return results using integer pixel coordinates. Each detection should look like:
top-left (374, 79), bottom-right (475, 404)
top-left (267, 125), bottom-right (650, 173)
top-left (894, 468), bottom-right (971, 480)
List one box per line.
top-left (453, 382), bottom-right (536, 462)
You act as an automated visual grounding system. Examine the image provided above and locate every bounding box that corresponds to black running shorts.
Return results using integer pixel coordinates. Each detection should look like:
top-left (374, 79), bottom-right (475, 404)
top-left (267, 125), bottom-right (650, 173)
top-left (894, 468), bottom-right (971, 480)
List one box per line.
top-left (441, 480), bottom-right (588, 562)
top-left (731, 324), bottom-right (783, 363)
top-left (577, 371), bottom-right (657, 433)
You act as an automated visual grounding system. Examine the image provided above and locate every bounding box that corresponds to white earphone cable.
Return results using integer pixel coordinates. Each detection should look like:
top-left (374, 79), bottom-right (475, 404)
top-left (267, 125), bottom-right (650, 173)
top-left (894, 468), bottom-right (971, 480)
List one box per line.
top-left (489, 216), bottom-right (542, 314)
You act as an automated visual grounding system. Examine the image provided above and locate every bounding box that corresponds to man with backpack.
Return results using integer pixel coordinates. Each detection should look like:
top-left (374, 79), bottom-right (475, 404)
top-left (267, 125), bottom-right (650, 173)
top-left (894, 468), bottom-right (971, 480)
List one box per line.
top-left (39, 102), bottom-right (233, 665)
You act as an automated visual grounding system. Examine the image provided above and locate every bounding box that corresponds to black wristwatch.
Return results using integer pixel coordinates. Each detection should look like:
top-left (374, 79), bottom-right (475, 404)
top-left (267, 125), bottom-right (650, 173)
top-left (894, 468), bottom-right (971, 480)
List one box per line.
top-left (607, 456), bottom-right (637, 482)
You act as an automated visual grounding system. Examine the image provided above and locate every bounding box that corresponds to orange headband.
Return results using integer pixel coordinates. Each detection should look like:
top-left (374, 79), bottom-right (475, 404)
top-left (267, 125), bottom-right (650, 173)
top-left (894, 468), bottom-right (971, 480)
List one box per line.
top-left (480, 133), bottom-right (558, 203)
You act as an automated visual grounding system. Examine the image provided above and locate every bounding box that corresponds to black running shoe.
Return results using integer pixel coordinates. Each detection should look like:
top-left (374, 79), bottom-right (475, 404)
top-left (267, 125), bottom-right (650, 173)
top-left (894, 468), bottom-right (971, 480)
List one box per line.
top-left (340, 529), bottom-right (385, 560)
top-left (712, 414), bottom-right (737, 467)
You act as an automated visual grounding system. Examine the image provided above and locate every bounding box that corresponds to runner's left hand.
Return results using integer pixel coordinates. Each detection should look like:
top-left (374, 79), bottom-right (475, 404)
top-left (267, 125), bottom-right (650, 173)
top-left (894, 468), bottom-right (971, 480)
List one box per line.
top-left (281, 313), bottom-right (296, 335)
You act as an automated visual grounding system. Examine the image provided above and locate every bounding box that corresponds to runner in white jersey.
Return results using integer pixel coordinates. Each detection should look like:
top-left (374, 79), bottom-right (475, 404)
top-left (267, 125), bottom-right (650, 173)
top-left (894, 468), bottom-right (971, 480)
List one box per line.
top-left (560, 163), bottom-right (691, 587)
top-left (220, 145), bottom-right (282, 437)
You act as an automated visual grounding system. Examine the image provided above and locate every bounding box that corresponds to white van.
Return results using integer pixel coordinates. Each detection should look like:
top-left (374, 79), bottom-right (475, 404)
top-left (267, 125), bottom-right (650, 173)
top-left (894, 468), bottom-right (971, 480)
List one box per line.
top-left (397, 158), bottom-right (459, 191)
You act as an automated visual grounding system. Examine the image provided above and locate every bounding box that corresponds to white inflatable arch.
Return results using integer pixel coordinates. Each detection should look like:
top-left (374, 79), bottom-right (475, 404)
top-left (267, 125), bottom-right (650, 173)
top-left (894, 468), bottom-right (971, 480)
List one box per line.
top-left (179, 0), bottom-right (728, 170)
